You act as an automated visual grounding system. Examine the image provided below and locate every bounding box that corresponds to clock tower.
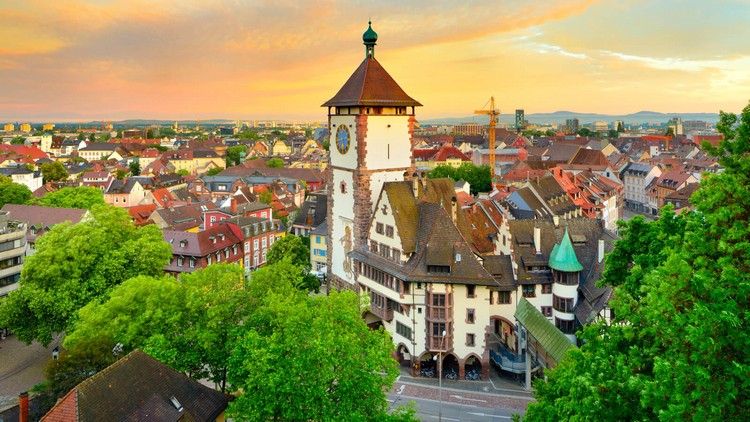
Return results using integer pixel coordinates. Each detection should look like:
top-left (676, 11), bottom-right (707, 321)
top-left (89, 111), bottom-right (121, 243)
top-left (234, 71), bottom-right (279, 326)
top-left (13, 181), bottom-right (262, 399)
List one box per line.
top-left (323, 22), bottom-right (421, 288)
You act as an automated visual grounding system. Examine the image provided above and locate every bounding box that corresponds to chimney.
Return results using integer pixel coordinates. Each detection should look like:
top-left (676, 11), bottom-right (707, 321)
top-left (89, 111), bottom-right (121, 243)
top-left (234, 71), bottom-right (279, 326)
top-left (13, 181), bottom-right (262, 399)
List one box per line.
top-left (450, 196), bottom-right (457, 224)
top-left (411, 172), bottom-right (420, 196)
top-left (19, 391), bottom-right (29, 422)
top-left (533, 226), bottom-right (541, 255)
top-left (598, 239), bottom-right (605, 264)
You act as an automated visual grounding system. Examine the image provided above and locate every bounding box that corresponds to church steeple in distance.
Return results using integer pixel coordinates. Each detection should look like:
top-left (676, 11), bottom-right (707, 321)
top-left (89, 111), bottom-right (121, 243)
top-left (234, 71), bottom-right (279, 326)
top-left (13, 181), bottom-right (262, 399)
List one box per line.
top-left (363, 21), bottom-right (377, 58)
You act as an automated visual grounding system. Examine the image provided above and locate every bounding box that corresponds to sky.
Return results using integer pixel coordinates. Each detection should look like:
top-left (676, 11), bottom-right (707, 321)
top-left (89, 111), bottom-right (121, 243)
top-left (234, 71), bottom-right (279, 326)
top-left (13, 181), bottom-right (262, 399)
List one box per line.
top-left (1, 0), bottom-right (750, 122)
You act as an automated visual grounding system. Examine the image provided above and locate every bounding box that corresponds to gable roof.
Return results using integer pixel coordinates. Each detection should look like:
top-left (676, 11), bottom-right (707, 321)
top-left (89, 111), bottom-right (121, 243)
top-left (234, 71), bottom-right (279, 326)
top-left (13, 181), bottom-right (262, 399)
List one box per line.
top-left (515, 298), bottom-right (575, 364)
top-left (322, 57), bottom-right (421, 107)
top-left (42, 350), bottom-right (229, 422)
top-left (1, 204), bottom-right (86, 232)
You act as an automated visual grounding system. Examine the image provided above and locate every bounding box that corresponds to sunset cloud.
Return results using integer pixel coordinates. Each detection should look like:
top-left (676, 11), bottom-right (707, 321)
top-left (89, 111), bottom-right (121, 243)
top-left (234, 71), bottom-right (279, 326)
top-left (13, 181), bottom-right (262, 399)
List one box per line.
top-left (0, 0), bottom-right (747, 121)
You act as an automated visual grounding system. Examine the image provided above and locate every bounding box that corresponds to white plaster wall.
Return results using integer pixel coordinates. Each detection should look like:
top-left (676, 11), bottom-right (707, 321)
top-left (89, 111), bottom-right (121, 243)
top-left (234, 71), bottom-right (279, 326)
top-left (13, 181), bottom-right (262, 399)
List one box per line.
top-left (452, 284), bottom-right (492, 360)
top-left (329, 115), bottom-right (358, 170)
top-left (330, 169), bottom-right (355, 284)
top-left (369, 191), bottom-right (406, 260)
top-left (364, 116), bottom-right (412, 170)
top-left (369, 170), bottom-right (409, 214)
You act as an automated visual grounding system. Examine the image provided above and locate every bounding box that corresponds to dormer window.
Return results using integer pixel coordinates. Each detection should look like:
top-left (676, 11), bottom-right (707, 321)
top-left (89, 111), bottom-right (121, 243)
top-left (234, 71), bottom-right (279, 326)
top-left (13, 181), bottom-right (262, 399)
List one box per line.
top-left (179, 240), bottom-right (187, 247)
top-left (210, 236), bottom-right (216, 244)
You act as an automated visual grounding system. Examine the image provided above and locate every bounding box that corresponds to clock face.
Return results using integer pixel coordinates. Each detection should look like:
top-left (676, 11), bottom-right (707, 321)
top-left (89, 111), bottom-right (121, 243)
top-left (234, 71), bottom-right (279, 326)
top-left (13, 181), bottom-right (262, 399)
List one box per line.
top-left (336, 125), bottom-right (350, 154)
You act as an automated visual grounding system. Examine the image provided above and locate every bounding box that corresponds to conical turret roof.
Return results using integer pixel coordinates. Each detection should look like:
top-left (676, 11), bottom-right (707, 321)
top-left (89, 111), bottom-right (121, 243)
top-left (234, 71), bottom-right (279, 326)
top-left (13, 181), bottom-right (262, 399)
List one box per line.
top-left (548, 227), bottom-right (583, 272)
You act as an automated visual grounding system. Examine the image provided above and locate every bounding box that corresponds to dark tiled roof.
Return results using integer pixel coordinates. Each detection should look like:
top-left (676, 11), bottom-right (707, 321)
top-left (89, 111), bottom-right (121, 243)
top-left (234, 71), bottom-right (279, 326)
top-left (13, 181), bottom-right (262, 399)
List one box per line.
top-left (153, 203), bottom-right (216, 229)
top-left (42, 350), bottom-right (229, 422)
top-left (292, 192), bottom-right (328, 229)
top-left (322, 57), bottom-right (421, 107)
top-left (163, 224), bottom-right (242, 258)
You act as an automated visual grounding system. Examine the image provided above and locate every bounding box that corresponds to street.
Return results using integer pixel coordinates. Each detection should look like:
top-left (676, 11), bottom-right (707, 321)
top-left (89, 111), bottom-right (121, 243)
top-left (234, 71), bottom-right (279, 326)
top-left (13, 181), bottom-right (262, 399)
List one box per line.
top-left (389, 394), bottom-right (518, 421)
top-left (0, 335), bottom-right (59, 409)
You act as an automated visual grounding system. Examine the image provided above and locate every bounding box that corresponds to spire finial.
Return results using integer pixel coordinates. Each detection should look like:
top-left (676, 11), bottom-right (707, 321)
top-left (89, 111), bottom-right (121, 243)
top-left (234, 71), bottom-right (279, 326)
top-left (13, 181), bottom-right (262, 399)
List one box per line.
top-left (363, 20), bottom-right (378, 58)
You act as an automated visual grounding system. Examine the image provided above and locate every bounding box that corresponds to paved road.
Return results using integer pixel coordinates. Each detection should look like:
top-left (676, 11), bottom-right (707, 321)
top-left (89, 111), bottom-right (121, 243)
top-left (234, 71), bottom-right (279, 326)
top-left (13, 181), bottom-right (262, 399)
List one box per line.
top-left (389, 378), bottom-right (531, 421)
top-left (0, 335), bottom-right (59, 406)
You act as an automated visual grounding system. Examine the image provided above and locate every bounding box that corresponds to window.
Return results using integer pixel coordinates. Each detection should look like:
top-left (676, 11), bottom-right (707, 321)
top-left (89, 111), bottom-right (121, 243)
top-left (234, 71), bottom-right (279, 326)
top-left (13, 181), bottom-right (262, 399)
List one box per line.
top-left (224, 248), bottom-right (230, 259)
top-left (432, 322), bottom-right (446, 337)
top-left (427, 265), bottom-right (450, 273)
top-left (541, 284), bottom-right (552, 294)
top-left (232, 244), bottom-right (238, 255)
top-left (553, 294), bottom-right (575, 312)
top-left (262, 237), bottom-right (267, 248)
top-left (467, 285), bottom-right (476, 298)
top-left (340, 181), bottom-right (347, 194)
top-left (189, 258), bottom-right (195, 268)
top-left (370, 240), bottom-right (378, 253)
top-left (270, 234), bottom-right (275, 244)
top-left (253, 239), bottom-right (259, 249)
top-left (418, 307), bottom-right (422, 314)
top-left (210, 216), bottom-right (216, 223)
top-left (245, 242), bottom-right (250, 251)
top-left (522, 285), bottom-right (536, 298)
top-left (261, 211), bottom-right (267, 219)
top-left (467, 309), bottom-right (475, 324)
top-left (380, 244), bottom-right (390, 259)
top-left (396, 322), bottom-right (412, 340)
top-left (207, 256), bottom-right (212, 265)
top-left (177, 257), bottom-right (183, 266)
top-left (385, 225), bottom-right (394, 238)
top-left (466, 333), bottom-right (475, 347)
top-left (432, 294), bottom-right (445, 307)
top-left (541, 306), bottom-right (552, 317)
top-left (555, 317), bottom-right (576, 334)
top-left (262, 251), bottom-right (266, 263)
top-left (392, 249), bottom-right (401, 262)
top-left (376, 223), bottom-right (384, 234)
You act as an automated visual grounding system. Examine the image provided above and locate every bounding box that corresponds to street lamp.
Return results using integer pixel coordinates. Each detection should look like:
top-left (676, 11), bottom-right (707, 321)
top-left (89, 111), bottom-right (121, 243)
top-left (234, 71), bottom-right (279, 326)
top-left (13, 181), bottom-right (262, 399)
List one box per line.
top-left (433, 329), bottom-right (447, 422)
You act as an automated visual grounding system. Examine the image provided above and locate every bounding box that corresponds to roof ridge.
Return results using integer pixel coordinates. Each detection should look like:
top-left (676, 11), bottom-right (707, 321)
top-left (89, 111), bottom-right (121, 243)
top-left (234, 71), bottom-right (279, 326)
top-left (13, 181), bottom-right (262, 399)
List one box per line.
top-left (74, 349), bottom-right (140, 392)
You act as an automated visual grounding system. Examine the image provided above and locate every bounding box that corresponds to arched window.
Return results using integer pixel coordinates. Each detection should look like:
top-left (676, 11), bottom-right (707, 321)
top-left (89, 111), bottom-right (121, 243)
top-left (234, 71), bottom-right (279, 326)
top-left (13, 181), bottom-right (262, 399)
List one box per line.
top-left (340, 181), bottom-right (347, 194)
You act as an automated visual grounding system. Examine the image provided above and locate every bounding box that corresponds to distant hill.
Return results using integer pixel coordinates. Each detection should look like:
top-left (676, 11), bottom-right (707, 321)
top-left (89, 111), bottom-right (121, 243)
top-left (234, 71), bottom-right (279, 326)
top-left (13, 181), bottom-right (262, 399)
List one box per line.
top-left (421, 111), bottom-right (720, 126)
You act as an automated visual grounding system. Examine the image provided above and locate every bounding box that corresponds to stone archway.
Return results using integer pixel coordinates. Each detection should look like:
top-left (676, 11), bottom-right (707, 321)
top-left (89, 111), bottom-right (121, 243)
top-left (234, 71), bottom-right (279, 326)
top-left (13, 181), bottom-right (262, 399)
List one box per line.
top-left (442, 353), bottom-right (459, 380)
top-left (395, 343), bottom-right (411, 367)
top-left (490, 315), bottom-right (517, 352)
top-left (464, 354), bottom-right (483, 381)
top-left (417, 352), bottom-right (437, 378)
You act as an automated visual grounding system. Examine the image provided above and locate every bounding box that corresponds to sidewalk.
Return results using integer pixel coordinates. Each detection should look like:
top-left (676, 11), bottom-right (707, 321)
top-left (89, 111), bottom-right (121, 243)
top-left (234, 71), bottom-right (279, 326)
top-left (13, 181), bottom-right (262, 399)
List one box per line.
top-left (397, 366), bottom-right (532, 399)
top-left (0, 335), bottom-right (60, 403)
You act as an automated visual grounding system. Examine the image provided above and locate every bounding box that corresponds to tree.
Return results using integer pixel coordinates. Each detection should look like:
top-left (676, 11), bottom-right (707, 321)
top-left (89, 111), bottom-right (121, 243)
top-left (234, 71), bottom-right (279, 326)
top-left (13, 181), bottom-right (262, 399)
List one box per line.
top-left (544, 129), bottom-right (556, 137)
top-left (0, 205), bottom-right (172, 345)
top-left (65, 265), bottom-right (249, 392)
top-left (11, 136), bottom-right (25, 145)
top-left (665, 126), bottom-right (675, 136)
top-left (0, 176), bottom-right (32, 207)
top-left (88, 133), bottom-right (96, 142)
top-left (266, 157), bottom-right (284, 168)
top-left (525, 103), bottom-right (750, 420)
top-left (206, 167), bottom-right (223, 176)
top-left (577, 127), bottom-right (593, 137)
top-left (227, 289), bottom-right (413, 421)
top-left (607, 129), bottom-right (619, 138)
top-left (177, 169), bottom-right (190, 176)
top-left (33, 186), bottom-right (105, 209)
top-left (116, 169), bottom-right (127, 180)
top-left (129, 160), bottom-right (141, 176)
top-left (32, 337), bottom-right (120, 419)
top-left (428, 162), bottom-right (491, 194)
top-left (226, 145), bottom-right (247, 167)
top-left (237, 129), bottom-right (260, 141)
top-left (258, 190), bottom-right (273, 204)
top-left (40, 161), bottom-right (68, 183)
top-left (266, 235), bottom-right (319, 291)
top-left (617, 121), bottom-right (625, 132)
top-left (77, 133), bottom-right (85, 141)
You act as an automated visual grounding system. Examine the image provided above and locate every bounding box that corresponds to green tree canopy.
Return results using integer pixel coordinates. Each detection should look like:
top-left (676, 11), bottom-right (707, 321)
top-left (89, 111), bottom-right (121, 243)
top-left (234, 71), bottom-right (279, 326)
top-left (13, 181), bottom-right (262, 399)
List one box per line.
top-left (206, 167), bottom-right (223, 176)
top-left (227, 289), bottom-right (410, 421)
top-left (40, 161), bottom-right (68, 183)
top-left (525, 103), bottom-right (750, 421)
top-left (266, 157), bottom-right (284, 168)
top-left (0, 205), bottom-right (172, 345)
top-left (266, 235), bottom-right (319, 291)
top-left (129, 160), bottom-right (141, 176)
top-left (65, 264), bottom-right (249, 391)
top-left (11, 136), bottom-right (25, 145)
top-left (0, 176), bottom-right (32, 207)
top-left (427, 162), bottom-right (491, 194)
top-left (577, 127), bottom-right (593, 137)
top-left (32, 186), bottom-right (105, 209)
top-left (226, 145), bottom-right (247, 167)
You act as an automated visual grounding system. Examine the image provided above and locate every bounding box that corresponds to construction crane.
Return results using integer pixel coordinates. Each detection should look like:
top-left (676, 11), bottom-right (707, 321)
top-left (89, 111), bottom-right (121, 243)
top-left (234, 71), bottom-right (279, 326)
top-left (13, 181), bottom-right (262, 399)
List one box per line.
top-left (475, 97), bottom-right (500, 181)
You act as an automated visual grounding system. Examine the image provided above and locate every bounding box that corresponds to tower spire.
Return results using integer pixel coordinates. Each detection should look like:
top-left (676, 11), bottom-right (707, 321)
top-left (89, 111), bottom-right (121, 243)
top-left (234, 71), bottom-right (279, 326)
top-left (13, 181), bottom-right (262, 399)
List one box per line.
top-left (363, 20), bottom-right (378, 58)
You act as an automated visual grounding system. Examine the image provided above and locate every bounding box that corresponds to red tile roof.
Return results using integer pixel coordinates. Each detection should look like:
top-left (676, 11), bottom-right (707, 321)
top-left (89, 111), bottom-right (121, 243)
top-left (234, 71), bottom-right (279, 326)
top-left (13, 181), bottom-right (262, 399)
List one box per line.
top-left (322, 57), bottom-right (421, 107)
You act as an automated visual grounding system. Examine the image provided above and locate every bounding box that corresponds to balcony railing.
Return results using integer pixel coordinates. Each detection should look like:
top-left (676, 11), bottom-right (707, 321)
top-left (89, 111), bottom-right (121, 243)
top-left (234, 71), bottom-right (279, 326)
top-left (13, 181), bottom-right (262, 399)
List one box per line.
top-left (370, 304), bottom-right (394, 322)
